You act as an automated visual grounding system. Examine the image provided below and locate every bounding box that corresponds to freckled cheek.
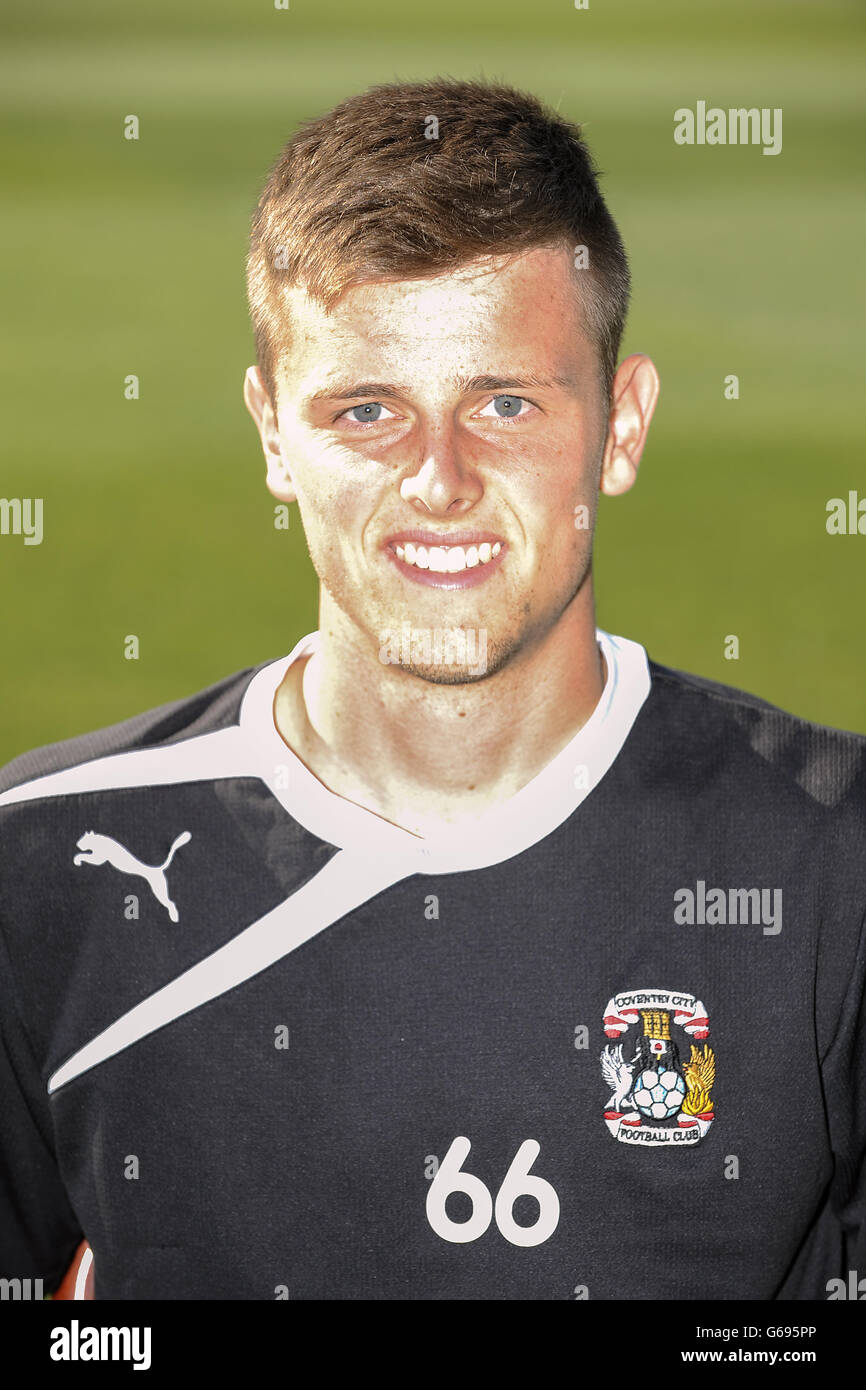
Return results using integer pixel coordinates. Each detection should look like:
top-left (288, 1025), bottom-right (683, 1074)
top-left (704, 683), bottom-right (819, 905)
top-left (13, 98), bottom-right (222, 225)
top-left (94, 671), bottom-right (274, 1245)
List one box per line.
top-left (296, 475), bottom-right (378, 568)
top-left (516, 451), bottom-right (595, 540)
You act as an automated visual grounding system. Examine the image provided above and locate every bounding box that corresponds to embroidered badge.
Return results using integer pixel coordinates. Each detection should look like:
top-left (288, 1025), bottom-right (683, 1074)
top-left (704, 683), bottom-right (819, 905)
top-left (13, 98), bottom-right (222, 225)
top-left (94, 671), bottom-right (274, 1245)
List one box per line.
top-left (600, 988), bottom-right (715, 1146)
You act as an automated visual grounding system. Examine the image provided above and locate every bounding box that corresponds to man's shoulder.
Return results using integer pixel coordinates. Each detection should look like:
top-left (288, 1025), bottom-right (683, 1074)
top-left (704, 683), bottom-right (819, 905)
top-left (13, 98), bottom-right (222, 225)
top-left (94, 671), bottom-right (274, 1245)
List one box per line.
top-left (0, 660), bottom-right (270, 799)
top-left (645, 656), bottom-right (866, 812)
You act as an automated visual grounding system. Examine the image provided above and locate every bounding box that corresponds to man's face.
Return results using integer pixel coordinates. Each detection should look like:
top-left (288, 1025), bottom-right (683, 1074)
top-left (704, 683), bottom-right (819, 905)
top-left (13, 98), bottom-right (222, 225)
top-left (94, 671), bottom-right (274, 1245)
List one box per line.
top-left (248, 242), bottom-right (643, 683)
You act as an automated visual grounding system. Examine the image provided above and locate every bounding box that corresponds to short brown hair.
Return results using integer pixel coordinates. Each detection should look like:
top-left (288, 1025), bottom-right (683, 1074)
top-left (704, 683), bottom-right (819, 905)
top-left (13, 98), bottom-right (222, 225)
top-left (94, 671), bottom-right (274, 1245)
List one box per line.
top-left (247, 78), bottom-right (630, 405)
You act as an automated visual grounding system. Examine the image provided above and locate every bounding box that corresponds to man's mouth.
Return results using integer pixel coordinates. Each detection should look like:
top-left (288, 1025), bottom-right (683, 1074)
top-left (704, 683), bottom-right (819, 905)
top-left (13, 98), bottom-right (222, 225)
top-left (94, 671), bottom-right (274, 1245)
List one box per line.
top-left (395, 540), bottom-right (501, 573)
top-left (384, 531), bottom-right (506, 588)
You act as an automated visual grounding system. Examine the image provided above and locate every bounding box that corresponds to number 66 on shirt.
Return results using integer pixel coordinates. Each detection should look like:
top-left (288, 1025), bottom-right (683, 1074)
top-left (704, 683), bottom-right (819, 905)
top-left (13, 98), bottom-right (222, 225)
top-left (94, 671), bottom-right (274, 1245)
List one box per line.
top-left (426, 1137), bottom-right (560, 1247)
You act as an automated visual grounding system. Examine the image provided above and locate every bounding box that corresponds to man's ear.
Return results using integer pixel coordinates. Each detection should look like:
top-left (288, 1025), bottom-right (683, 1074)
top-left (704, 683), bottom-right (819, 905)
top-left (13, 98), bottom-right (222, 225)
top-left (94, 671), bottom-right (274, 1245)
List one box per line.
top-left (599, 353), bottom-right (660, 498)
top-left (243, 366), bottom-right (297, 503)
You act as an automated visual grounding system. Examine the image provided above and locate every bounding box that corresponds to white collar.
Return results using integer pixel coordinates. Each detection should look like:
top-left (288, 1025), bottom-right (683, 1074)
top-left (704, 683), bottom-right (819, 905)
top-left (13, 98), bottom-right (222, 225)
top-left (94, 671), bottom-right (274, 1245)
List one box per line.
top-left (238, 628), bottom-right (651, 876)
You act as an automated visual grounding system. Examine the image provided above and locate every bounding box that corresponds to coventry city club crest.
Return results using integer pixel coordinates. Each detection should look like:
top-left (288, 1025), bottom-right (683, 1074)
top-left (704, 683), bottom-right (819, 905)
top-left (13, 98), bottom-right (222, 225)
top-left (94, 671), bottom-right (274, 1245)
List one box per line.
top-left (600, 988), bottom-right (715, 1147)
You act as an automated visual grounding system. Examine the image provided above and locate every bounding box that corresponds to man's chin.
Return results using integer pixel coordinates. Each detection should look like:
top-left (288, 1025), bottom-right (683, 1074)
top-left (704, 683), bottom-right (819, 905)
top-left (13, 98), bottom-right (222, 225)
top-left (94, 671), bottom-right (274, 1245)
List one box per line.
top-left (393, 660), bottom-right (493, 686)
top-left (375, 622), bottom-right (515, 684)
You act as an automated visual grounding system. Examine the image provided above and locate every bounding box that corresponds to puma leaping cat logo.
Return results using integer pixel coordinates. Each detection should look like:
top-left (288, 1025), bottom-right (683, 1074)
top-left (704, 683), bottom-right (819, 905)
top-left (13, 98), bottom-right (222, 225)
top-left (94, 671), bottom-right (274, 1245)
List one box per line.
top-left (73, 830), bottom-right (192, 922)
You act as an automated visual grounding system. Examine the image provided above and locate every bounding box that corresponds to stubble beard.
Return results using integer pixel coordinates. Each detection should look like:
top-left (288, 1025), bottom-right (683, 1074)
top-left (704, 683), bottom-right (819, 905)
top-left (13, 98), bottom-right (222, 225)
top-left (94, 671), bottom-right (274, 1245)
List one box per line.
top-left (315, 535), bottom-right (595, 689)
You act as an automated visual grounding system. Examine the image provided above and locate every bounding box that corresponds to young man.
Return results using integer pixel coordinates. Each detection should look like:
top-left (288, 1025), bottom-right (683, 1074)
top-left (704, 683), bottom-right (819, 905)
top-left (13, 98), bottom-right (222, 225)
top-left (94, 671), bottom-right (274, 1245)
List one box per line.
top-left (1, 80), bottom-right (863, 1301)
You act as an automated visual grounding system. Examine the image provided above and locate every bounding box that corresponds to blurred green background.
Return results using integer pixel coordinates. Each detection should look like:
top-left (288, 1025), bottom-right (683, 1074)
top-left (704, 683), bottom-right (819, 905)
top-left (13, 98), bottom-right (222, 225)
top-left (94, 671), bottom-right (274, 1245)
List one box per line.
top-left (1, 0), bottom-right (864, 760)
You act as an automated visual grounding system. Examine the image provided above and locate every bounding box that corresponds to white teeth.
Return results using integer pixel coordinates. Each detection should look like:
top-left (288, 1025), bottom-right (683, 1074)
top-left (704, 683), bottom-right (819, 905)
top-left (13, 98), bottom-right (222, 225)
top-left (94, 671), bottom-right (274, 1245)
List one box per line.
top-left (395, 541), bottom-right (502, 572)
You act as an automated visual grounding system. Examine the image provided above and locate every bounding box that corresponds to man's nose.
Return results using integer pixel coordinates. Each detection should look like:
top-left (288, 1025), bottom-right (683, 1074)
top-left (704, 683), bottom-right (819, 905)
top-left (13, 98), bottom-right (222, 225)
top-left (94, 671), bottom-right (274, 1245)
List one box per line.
top-left (399, 425), bottom-right (484, 516)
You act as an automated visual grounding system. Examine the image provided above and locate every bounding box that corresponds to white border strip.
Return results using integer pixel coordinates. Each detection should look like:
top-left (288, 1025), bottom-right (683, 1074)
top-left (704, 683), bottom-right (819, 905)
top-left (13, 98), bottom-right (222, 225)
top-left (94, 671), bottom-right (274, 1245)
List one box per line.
top-left (73, 1245), bottom-right (93, 1300)
top-left (239, 628), bottom-right (652, 875)
top-left (47, 848), bottom-right (420, 1093)
top-left (0, 727), bottom-right (251, 809)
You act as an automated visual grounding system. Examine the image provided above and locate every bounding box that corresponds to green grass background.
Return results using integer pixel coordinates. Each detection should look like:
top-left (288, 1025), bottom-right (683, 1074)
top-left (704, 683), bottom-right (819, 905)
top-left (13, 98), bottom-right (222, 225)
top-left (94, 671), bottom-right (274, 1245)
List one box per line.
top-left (1, 0), bottom-right (864, 760)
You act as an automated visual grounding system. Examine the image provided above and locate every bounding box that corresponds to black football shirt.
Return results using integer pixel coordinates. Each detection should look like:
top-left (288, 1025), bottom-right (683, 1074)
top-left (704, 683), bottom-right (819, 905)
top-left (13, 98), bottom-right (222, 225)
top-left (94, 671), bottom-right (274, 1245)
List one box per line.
top-left (1, 629), bottom-right (864, 1299)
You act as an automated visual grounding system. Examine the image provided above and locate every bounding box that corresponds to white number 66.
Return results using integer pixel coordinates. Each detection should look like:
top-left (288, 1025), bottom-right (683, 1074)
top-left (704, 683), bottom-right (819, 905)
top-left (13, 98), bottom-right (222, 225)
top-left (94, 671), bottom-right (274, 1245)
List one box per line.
top-left (426, 1136), bottom-right (560, 1247)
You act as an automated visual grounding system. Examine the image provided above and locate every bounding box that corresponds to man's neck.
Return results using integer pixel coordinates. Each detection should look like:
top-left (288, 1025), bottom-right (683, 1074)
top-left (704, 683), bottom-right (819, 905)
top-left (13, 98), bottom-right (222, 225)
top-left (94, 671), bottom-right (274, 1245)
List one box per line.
top-left (272, 589), bottom-right (606, 839)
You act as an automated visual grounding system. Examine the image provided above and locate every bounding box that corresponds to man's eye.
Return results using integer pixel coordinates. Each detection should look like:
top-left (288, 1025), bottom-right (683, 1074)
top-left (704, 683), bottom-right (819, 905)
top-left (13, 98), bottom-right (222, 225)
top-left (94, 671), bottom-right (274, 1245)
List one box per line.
top-left (478, 394), bottom-right (531, 420)
top-left (341, 402), bottom-right (396, 425)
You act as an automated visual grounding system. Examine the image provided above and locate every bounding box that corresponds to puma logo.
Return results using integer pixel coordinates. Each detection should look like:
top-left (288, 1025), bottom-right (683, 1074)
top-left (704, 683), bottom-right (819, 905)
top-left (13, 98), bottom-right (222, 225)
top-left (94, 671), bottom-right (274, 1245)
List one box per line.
top-left (73, 830), bottom-right (192, 922)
